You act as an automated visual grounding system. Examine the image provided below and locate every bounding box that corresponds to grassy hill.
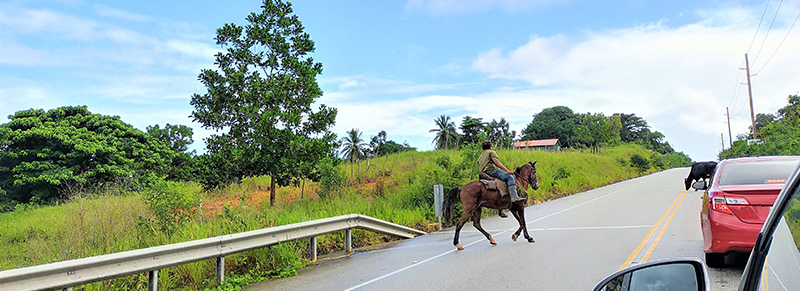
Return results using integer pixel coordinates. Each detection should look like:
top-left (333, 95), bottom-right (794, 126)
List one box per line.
top-left (0, 144), bottom-right (680, 290)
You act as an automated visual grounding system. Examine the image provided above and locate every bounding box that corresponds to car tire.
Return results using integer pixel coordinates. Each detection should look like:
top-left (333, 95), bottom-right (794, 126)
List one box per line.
top-left (705, 252), bottom-right (726, 268)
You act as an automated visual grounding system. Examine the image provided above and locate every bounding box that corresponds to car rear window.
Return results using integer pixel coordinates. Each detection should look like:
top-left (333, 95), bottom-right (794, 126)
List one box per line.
top-left (718, 159), bottom-right (800, 186)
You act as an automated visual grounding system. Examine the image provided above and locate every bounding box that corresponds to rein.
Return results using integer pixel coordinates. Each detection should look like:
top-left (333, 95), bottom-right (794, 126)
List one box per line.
top-left (514, 164), bottom-right (536, 190)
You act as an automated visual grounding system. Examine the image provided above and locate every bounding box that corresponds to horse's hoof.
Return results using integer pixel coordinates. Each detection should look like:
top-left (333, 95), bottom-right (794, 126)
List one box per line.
top-left (527, 238), bottom-right (535, 243)
top-left (489, 237), bottom-right (497, 245)
top-left (455, 244), bottom-right (464, 250)
top-left (511, 234), bottom-right (518, 242)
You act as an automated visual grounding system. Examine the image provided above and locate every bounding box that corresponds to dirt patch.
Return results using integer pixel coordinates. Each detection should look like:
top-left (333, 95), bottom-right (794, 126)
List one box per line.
top-left (202, 185), bottom-right (320, 217)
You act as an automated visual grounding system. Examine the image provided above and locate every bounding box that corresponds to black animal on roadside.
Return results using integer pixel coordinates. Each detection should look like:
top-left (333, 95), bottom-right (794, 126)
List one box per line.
top-left (684, 161), bottom-right (718, 190)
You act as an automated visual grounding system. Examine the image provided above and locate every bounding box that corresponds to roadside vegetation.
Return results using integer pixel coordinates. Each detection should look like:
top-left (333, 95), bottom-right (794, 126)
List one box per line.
top-left (720, 95), bottom-right (800, 159)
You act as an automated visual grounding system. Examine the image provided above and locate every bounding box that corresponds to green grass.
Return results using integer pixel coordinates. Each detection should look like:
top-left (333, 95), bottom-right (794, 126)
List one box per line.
top-left (0, 143), bottom-right (669, 290)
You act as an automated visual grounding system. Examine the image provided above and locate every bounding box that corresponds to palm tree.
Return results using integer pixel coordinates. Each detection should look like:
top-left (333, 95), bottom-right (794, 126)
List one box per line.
top-left (430, 115), bottom-right (458, 150)
top-left (340, 128), bottom-right (367, 175)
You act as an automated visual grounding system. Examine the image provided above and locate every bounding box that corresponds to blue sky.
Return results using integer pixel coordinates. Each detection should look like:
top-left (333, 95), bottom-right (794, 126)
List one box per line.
top-left (2, 0), bottom-right (800, 162)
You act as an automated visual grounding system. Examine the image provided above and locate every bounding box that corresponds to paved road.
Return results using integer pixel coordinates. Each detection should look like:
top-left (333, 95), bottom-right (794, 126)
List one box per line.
top-left (247, 168), bottom-right (744, 290)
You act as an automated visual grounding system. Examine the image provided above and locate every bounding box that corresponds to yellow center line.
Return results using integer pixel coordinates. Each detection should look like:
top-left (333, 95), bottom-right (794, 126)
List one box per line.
top-left (641, 189), bottom-right (688, 262)
top-left (619, 189), bottom-right (687, 270)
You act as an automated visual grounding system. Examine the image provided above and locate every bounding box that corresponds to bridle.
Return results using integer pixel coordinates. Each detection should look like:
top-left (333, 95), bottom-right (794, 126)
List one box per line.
top-left (515, 163), bottom-right (538, 190)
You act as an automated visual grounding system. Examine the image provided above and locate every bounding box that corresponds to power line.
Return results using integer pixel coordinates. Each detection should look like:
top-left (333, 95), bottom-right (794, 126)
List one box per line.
top-left (728, 60), bottom-right (745, 108)
top-left (751, 0), bottom-right (784, 66)
top-left (754, 7), bottom-right (800, 74)
top-left (747, 0), bottom-right (772, 53)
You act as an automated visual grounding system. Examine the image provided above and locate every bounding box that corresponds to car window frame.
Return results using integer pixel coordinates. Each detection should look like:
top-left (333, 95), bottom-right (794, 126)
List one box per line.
top-left (738, 165), bottom-right (800, 291)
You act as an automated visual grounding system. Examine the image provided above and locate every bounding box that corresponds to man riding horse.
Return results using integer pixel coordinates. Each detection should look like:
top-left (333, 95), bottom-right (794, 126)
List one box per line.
top-left (478, 141), bottom-right (525, 203)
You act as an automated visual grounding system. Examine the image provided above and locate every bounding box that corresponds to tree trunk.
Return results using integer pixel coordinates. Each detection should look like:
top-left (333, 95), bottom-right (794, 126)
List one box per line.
top-left (270, 176), bottom-right (276, 207)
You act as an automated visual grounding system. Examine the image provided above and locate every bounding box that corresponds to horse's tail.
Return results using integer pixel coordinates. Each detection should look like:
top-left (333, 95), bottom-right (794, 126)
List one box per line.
top-left (442, 187), bottom-right (460, 226)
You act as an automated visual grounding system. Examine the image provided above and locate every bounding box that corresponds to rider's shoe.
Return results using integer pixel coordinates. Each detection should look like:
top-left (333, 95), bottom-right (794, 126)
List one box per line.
top-left (498, 210), bottom-right (508, 218)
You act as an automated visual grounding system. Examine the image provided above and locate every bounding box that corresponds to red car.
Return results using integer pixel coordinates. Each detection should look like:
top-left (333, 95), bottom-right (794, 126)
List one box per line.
top-left (696, 156), bottom-right (800, 267)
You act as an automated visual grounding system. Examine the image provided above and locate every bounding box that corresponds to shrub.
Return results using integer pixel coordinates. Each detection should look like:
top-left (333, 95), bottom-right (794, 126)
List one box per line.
top-left (630, 154), bottom-right (650, 173)
top-left (141, 180), bottom-right (201, 233)
top-left (317, 157), bottom-right (346, 198)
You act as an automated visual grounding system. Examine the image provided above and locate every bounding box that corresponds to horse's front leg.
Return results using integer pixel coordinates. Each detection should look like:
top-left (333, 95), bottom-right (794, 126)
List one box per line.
top-left (472, 207), bottom-right (496, 245)
top-left (514, 208), bottom-right (535, 243)
top-left (510, 207), bottom-right (535, 243)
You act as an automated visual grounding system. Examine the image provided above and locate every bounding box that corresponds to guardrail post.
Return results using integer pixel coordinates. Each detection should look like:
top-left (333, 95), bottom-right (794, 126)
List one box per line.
top-left (310, 236), bottom-right (317, 262)
top-left (434, 184), bottom-right (443, 230)
top-left (216, 256), bottom-right (225, 282)
top-left (148, 270), bottom-right (158, 291)
top-left (345, 229), bottom-right (352, 254)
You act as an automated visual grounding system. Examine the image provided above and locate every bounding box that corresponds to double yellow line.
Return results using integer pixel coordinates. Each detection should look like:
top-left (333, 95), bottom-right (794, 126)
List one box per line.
top-left (619, 188), bottom-right (690, 270)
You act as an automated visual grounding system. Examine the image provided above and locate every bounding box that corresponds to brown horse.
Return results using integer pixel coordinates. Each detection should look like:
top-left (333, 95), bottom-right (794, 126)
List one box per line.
top-left (442, 161), bottom-right (540, 250)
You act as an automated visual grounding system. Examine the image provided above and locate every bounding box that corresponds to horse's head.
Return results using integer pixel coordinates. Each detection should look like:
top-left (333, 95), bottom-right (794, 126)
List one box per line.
top-left (516, 161), bottom-right (539, 191)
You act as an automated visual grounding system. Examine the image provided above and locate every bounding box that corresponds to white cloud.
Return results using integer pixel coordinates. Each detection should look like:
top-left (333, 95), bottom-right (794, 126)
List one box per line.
top-left (405, 0), bottom-right (561, 15)
top-left (93, 4), bottom-right (153, 22)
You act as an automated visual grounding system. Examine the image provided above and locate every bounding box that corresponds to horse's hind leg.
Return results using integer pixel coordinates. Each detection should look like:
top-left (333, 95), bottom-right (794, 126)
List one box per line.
top-left (453, 212), bottom-right (471, 250)
top-left (471, 208), bottom-right (496, 245)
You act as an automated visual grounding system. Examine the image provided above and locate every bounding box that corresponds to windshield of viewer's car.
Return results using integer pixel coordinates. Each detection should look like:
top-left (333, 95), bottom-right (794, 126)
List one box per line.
top-left (718, 160), bottom-right (800, 186)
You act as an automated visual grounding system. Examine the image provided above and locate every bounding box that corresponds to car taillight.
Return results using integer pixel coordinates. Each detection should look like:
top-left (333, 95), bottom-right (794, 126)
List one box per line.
top-left (711, 197), bottom-right (749, 214)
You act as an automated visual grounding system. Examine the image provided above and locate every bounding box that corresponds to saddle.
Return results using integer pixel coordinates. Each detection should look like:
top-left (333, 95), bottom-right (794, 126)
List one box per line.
top-left (478, 172), bottom-right (509, 196)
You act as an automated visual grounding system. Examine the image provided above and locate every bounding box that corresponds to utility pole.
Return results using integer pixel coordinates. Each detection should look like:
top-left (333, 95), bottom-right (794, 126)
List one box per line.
top-left (721, 133), bottom-right (725, 150)
top-left (745, 53), bottom-right (758, 139)
top-left (726, 107), bottom-right (733, 147)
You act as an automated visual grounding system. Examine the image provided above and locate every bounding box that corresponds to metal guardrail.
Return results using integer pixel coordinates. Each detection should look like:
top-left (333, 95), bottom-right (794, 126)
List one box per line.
top-left (0, 214), bottom-right (426, 291)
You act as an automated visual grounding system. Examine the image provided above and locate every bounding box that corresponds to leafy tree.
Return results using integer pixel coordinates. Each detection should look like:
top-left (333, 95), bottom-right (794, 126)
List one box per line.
top-left (340, 129), bottom-right (367, 175)
top-left (459, 116), bottom-right (485, 146)
top-left (521, 106), bottom-right (576, 147)
top-left (778, 95), bottom-right (800, 121)
top-left (370, 130), bottom-right (387, 157)
top-left (612, 113), bottom-right (672, 154)
top-left (0, 106), bottom-right (175, 207)
top-left (485, 118), bottom-right (516, 149)
top-left (146, 123), bottom-right (198, 181)
top-left (381, 140), bottom-right (415, 155)
top-left (190, 0), bottom-right (337, 206)
top-left (146, 123), bottom-right (194, 153)
top-left (430, 115), bottom-right (459, 150)
top-left (614, 113), bottom-right (650, 143)
top-left (574, 112), bottom-right (616, 150)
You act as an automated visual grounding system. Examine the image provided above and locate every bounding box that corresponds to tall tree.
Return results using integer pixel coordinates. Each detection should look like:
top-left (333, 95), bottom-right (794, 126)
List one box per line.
top-left (485, 118), bottom-right (516, 149)
top-left (190, 0), bottom-right (337, 206)
top-left (146, 123), bottom-right (197, 181)
top-left (522, 106), bottom-right (576, 147)
top-left (340, 129), bottom-right (367, 176)
top-left (459, 116), bottom-right (485, 146)
top-left (430, 115), bottom-right (458, 150)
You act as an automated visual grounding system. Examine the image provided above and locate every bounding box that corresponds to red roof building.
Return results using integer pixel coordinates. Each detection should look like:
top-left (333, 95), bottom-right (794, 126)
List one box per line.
top-left (513, 139), bottom-right (561, 151)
